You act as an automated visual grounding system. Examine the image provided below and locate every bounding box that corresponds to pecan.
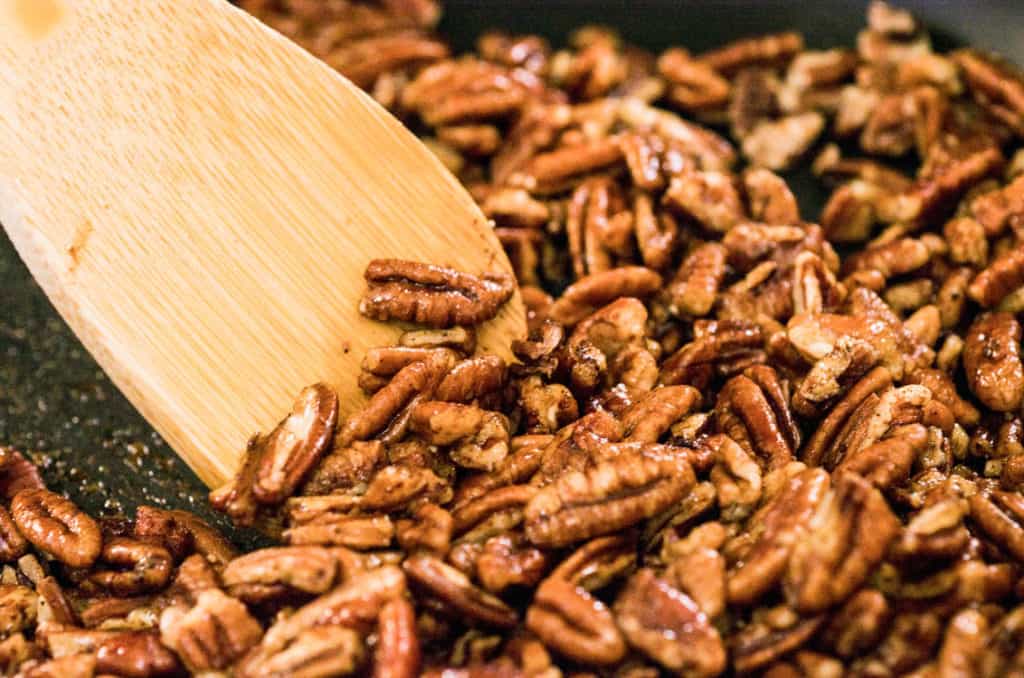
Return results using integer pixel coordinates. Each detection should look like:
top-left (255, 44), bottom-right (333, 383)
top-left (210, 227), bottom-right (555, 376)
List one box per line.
top-left (793, 336), bottom-right (879, 417)
top-left (474, 534), bottom-right (548, 593)
top-left (410, 401), bottom-right (510, 471)
top-left (784, 472), bottom-right (900, 613)
top-left (302, 440), bottom-right (385, 495)
top-left (286, 512), bottom-right (395, 549)
top-left (698, 32), bottom-right (804, 76)
top-left (667, 242), bottom-right (728, 317)
top-left (436, 355), bottom-right (508, 403)
top-left (396, 504), bottom-right (453, 556)
top-left (834, 430), bottom-right (922, 489)
top-left (970, 174), bottom-right (1024, 236)
top-left (969, 490), bottom-right (1024, 561)
top-left (134, 507), bottom-right (235, 569)
top-left (968, 244), bottom-right (1024, 308)
top-left (963, 312), bottom-right (1024, 412)
top-left (548, 267), bottom-right (662, 326)
top-left (618, 98), bottom-right (737, 171)
top-left (666, 543), bottom-right (727, 620)
top-left (614, 569), bottom-right (726, 677)
top-left (730, 606), bottom-right (824, 675)
top-left (820, 589), bottom-right (892, 659)
top-left (519, 376), bottom-right (578, 434)
top-left (159, 588), bottom-right (262, 672)
top-left (954, 48), bottom-right (1024, 136)
top-left (978, 605), bottom-right (1024, 677)
top-left (86, 538), bottom-right (173, 596)
top-left (360, 259), bottom-right (515, 328)
top-left (482, 187), bottom-right (549, 229)
top-left (222, 546), bottom-right (339, 598)
top-left (451, 484), bottom-right (536, 539)
top-left (620, 385), bottom-right (701, 443)
top-left (337, 350), bottom-right (453, 447)
top-left (327, 31), bottom-right (448, 89)
top-left (843, 236), bottom-right (931, 280)
top-left (658, 48), bottom-right (730, 111)
top-left (631, 191), bottom-right (679, 271)
top-left (663, 169), bottom-right (745, 233)
top-left (524, 455), bottom-right (695, 548)
top-left (709, 433), bottom-right (763, 522)
top-left (374, 598), bottom-right (420, 678)
top-left (241, 625), bottom-right (364, 678)
top-left (729, 68), bottom-right (779, 140)
top-left (525, 576), bottom-right (626, 666)
top-left (743, 168), bottom-right (800, 225)
top-left (714, 367), bottom-right (800, 470)
top-left (404, 554), bottom-right (517, 628)
top-left (402, 58), bottom-right (530, 126)
top-left (250, 383), bottom-right (339, 505)
top-left (660, 320), bottom-right (765, 387)
top-left (10, 489), bottom-right (101, 569)
top-left (905, 369), bottom-right (981, 427)
top-left (550, 533), bottom-right (636, 591)
top-left (726, 468), bottom-right (830, 606)
top-left (514, 138), bottom-right (625, 195)
top-left (742, 112), bottom-right (825, 171)
top-left (0, 508), bottom-right (26, 563)
top-left (565, 177), bottom-right (630, 278)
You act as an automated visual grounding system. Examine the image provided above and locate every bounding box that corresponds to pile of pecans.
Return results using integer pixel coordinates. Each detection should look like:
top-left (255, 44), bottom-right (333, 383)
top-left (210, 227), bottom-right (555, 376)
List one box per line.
top-left (1, 0), bottom-right (1023, 675)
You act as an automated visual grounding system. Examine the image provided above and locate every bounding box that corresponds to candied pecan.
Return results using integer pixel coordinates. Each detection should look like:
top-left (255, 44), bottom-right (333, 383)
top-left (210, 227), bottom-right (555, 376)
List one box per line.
top-left (223, 546), bottom-right (339, 599)
top-left (906, 369), bottom-right (981, 427)
top-left (631, 191), bottom-right (679, 271)
top-left (0, 585), bottom-right (36, 639)
top-left (729, 67), bottom-right (779, 139)
top-left (614, 569), bottom-right (726, 677)
top-left (660, 320), bottom-right (765, 387)
top-left (565, 176), bottom-right (629, 278)
top-left (618, 98), bottom-right (736, 171)
top-left (519, 376), bottom-right (578, 434)
top-left (10, 489), bottom-right (101, 569)
top-left (969, 491), bottom-right (1024, 561)
top-left (451, 484), bottom-right (536, 538)
top-left (620, 385), bottom-right (701, 443)
top-left (86, 537), bottom-right (173, 596)
top-left (968, 244), bottom-right (1024, 308)
top-left (820, 589), bottom-right (892, 659)
top-left (525, 576), bottom-right (626, 666)
top-left (834, 430), bottom-right (922, 489)
top-left (667, 242), bottom-right (728, 317)
top-left (475, 534), bottom-right (548, 593)
top-left (513, 137), bottom-right (625, 195)
top-left (337, 350), bottom-right (453, 447)
top-left (360, 259), bottom-right (514, 328)
top-left (285, 513), bottom-right (394, 549)
top-left (138, 507), bottom-right (235, 570)
top-left (743, 112), bottom-right (825, 171)
top-left (374, 598), bottom-right (420, 678)
top-left (404, 554), bottom-right (517, 628)
top-left (395, 504), bottom-right (453, 556)
top-left (547, 267), bottom-right (662, 326)
top-left (726, 468), bottom-right (830, 605)
top-left (663, 169), bottom-right (745, 233)
top-left (954, 48), bottom-right (1024, 136)
top-left (524, 454), bottom-right (695, 548)
top-left (843, 236), bottom-right (931, 280)
top-left (0, 508), bottom-right (26, 564)
top-left (436, 356), bottom-right (508, 404)
top-left (402, 58), bottom-right (531, 125)
top-left (714, 368), bottom-right (799, 470)
top-left (971, 174), bottom-right (1024, 236)
top-left (551, 533), bottom-right (636, 591)
top-left (159, 588), bottom-right (262, 672)
top-left (241, 625), bottom-right (364, 678)
top-left (699, 32), bottom-right (804, 76)
top-left (784, 472), bottom-right (900, 613)
top-left (302, 440), bottom-right (384, 495)
top-left (978, 605), bottom-right (1024, 676)
top-left (659, 48), bottom-right (730, 111)
top-left (963, 312), bottom-right (1024, 412)
top-left (730, 607), bottom-right (824, 675)
top-left (709, 433), bottom-right (763, 522)
top-left (249, 383), bottom-right (339, 505)
top-left (743, 168), bottom-right (800, 225)
top-left (410, 401), bottom-right (509, 471)
top-left (0, 449), bottom-right (43, 500)
top-left (325, 29), bottom-right (448, 88)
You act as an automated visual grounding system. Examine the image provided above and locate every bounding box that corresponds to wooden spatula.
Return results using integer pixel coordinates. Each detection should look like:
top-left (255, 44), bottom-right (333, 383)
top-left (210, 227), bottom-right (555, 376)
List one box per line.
top-left (0, 0), bottom-right (525, 488)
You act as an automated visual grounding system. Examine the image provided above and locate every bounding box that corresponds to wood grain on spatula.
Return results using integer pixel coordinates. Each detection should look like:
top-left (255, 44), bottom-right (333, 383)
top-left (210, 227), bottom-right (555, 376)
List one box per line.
top-left (0, 0), bottom-right (525, 488)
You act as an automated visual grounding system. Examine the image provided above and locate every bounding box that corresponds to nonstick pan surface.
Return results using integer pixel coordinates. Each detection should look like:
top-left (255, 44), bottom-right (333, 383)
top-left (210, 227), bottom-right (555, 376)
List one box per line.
top-left (1, 0), bottom-right (1021, 540)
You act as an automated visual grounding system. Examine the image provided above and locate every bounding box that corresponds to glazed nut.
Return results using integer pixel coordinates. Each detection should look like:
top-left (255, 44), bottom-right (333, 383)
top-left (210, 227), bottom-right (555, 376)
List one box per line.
top-left (222, 546), bottom-right (340, 596)
top-left (10, 489), bottom-right (101, 569)
top-left (159, 589), bottom-right (263, 672)
top-left (359, 259), bottom-right (515, 328)
top-left (963, 312), bottom-right (1024, 412)
top-left (525, 576), bottom-right (626, 666)
top-left (87, 537), bottom-right (173, 596)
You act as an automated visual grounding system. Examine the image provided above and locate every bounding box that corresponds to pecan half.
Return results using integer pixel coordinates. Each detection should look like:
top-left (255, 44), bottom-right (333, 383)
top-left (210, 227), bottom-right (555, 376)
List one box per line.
top-left (10, 489), bottom-right (101, 569)
top-left (360, 259), bottom-right (515, 328)
top-left (963, 312), bottom-right (1024, 412)
top-left (525, 576), bottom-right (626, 666)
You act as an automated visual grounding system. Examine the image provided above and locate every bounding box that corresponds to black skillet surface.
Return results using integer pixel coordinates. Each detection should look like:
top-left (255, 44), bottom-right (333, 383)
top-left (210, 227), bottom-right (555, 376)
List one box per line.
top-left (1, 1), bottom-right (1021, 543)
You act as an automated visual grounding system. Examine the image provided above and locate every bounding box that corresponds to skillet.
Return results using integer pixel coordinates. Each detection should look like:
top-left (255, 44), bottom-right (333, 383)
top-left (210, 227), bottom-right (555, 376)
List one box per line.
top-left (1, 0), bottom-right (1021, 538)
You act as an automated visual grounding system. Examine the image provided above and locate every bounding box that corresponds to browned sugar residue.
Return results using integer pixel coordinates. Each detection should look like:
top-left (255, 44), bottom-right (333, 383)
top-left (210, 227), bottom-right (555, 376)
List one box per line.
top-left (12, 0), bottom-right (64, 39)
top-left (66, 219), bottom-right (93, 270)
